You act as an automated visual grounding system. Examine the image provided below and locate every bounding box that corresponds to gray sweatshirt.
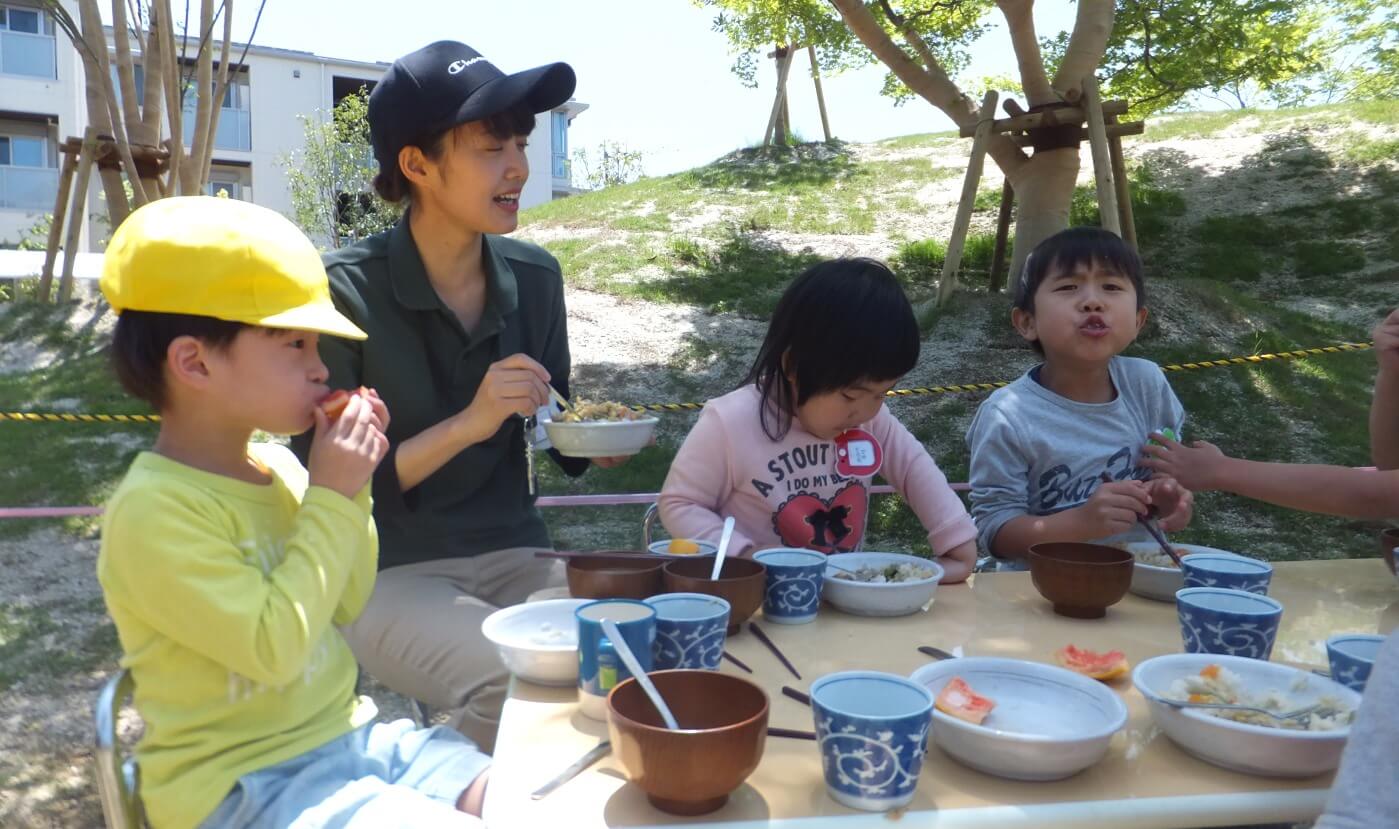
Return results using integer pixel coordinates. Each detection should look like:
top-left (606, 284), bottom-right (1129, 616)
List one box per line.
top-left (1315, 630), bottom-right (1399, 829)
top-left (965, 355), bottom-right (1186, 558)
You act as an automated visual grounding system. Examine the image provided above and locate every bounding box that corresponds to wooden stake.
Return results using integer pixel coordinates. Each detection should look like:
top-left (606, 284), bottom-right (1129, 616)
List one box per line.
top-left (58, 128), bottom-right (98, 304)
top-left (989, 178), bottom-right (1015, 293)
top-left (38, 145), bottom-right (80, 303)
top-left (1081, 76), bottom-right (1120, 236)
top-left (1107, 114), bottom-right (1137, 248)
top-left (764, 48), bottom-right (795, 146)
top-left (808, 45), bottom-right (832, 142)
top-left (937, 91), bottom-right (998, 306)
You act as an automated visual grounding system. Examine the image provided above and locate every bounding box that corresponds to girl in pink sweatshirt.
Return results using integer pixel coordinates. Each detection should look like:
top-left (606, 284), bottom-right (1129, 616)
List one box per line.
top-left (659, 259), bottom-right (978, 583)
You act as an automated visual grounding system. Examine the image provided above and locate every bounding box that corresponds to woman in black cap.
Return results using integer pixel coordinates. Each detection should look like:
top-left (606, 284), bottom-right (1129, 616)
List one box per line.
top-left (293, 41), bottom-right (625, 753)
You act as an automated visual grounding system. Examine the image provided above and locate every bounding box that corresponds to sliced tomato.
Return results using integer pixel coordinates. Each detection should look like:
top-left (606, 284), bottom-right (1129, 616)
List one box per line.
top-left (319, 389), bottom-right (352, 421)
top-left (934, 676), bottom-right (995, 725)
top-left (1054, 644), bottom-right (1130, 681)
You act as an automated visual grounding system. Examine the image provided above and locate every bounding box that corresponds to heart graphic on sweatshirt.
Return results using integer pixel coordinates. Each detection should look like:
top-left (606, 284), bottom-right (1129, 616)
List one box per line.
top-left (772, 482), bottom-right (868, 554)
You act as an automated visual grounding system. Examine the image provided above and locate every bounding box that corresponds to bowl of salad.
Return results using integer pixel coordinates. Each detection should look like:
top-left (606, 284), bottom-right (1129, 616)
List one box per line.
top-left (822, 552), bottom-right (945, 617)
top-left (542, 399), bottom-right (658, 458)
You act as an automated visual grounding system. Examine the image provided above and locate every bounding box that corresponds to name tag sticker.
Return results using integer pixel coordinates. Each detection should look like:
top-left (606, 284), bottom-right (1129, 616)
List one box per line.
top-left (834, 429), bottom-right (882, 477)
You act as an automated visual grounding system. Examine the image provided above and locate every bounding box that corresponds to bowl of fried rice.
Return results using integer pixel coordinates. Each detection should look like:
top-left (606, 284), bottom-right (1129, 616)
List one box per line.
top-left (542, 399), bottom-right (658, 458)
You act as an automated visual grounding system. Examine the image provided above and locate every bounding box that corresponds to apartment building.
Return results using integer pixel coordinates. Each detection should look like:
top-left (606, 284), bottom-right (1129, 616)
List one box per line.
top-left (0, 0), bottom-right (586, 250)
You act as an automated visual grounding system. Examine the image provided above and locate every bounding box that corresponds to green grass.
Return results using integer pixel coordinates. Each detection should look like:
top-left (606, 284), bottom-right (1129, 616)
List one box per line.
top-left (1142, 109), bottom-right (1254, 142)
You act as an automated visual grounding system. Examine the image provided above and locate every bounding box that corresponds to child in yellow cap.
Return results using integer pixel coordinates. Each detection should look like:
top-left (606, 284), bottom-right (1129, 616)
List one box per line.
top-left (97, 196), bottom-right (489, 829)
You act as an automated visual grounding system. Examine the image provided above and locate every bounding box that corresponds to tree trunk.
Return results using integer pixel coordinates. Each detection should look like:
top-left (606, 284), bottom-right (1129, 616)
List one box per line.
top-left (181, 0), bottom-right (216, 193)
top-left (996, 1), bottom-right (1054, 106)
top-left (1052, 0), bottom-right (1115, 101)
top-left (1004, 147), bottom-right (1080, 284)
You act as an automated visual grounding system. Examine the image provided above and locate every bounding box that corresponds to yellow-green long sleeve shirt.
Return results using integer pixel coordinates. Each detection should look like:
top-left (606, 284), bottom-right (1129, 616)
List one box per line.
top-left (98, 444), bottom-right (379, 829)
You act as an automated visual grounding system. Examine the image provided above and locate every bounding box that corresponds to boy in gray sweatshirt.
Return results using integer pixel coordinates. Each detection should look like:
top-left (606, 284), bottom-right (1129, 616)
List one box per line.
top-left (966, 228), bottom-right (1194, 568)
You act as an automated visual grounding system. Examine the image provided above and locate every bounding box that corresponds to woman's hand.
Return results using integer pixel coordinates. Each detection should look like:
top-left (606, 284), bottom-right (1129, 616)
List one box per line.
top-left (457, 353), bottom-right (551, 442)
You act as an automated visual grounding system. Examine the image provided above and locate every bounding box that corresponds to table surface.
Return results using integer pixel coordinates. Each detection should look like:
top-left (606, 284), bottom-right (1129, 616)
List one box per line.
top-left (482, 559), bottom-right (1398, 829)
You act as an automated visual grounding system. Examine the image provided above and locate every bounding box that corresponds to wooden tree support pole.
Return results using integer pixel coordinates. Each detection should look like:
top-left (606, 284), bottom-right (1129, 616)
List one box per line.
top-left (937, 90), bottom-right (998, 307)
top-left (38, 143), bottom-right (81, 303)
top-left (1081, 76), bottom-right (1121, 236)
top-left (58, 127), bottom-right (98, 304)
top-left (763, 48), bottom-right (796, 147)
top-left (1107, 114), bottom-right (1137, 248)
top-left (808, 45), bottom-right (832, 143)
top-left (989, 178), bottom-right (1015, 293)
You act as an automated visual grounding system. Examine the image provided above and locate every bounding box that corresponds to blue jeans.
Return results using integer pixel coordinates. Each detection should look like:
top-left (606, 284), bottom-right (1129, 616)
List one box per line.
top-left (200, 720), bottom-right (490, 828)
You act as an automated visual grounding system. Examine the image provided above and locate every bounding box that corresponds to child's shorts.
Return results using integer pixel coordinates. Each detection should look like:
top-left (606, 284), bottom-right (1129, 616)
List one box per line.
top-left (200, 719), bottom-right (490, 828)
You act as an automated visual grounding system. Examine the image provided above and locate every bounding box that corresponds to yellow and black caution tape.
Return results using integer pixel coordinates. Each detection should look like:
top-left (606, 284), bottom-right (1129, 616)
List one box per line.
top-left (0, 341), bottom-right (1375, 422)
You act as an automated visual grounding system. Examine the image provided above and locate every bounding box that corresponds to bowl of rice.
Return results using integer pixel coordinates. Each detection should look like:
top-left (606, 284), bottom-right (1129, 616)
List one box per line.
top-left (1121, 542), bottom-right (1242, 602)
top-left (542, 400), bottom-right (658, 458)
top-left (1132, 653), bottom-right (1360, 777)
top-left (822, 552), bottom-right (944, 617)
top-left (481, 598), bottom-right (590, 686)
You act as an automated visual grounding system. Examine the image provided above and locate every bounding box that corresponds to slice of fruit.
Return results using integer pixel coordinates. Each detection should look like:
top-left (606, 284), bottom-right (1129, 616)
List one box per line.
top-left (1054, 644), bottom-right (1130, 681)
top-left (667, 538), bottom-right (701, 555)
top-left (319, 389), bottom-right (352, 421)
top-left (934, 677), bottom-right (995, 725)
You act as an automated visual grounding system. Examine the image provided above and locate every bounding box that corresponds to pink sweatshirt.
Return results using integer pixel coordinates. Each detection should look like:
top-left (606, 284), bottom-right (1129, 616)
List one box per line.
top-left (659, 386), bottom-right (976, 558)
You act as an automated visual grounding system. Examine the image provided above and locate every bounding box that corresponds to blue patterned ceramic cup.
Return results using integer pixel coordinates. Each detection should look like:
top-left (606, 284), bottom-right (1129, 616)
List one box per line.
top-left (1326, 634), bottom-right (1386, 693)
top-left (1176, 587), bottom-right (1283, 660)
top-left (644, 592), bottom-right (730, 670)
top-left (754, 548), bottom-right (827, 625)
top-left (1181, 553), bottom-right (1273, 595)
top-left (810, 671), bottom-right (933, 812)
top-left (575, 600), bottom-right (656, 721)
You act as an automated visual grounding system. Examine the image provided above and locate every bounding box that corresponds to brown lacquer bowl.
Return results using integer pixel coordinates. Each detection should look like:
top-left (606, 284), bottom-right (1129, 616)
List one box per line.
top-left (662, 556), bottom-right (766, 635)
top-left (566, 553), bottom-right (665, 600)
top-left (1027, 543), bottom-right (1134, 619)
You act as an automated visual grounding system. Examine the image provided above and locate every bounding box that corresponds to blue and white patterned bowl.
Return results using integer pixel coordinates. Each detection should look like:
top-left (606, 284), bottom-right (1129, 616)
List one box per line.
top-left (644, 593), bottom-right (730, 670)
top-left (810, 671), bottom-right (933, 812)
top-left (1326, 633), bottom-right (1386, 693)
top-left (1177, 587), bottom-right (1283, 660)
top-left (1181, 553), bottom-right (1273, 595)
top-left (754, 548), bottom-right (827, 624)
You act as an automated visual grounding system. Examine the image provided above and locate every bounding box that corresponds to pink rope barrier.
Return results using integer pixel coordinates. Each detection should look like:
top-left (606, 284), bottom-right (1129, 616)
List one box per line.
top-left (0, 483), bottom-right (970, 520)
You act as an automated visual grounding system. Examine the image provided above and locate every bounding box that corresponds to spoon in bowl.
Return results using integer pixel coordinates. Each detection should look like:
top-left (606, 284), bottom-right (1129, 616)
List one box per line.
top-left (711, 516), bottom-right (735, 580)
top-left (600, 619), bottom-right (680, 730)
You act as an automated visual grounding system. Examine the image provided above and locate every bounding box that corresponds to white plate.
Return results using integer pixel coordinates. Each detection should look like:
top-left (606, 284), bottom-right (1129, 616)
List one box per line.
top-left (1132, 653), bottom-right (1360, 778)
top-left (909, 657), bottom-right (1128, 781)
top-left (481, 599), bottom-right (589, 686)
top-left (542, 416), bottom-right (658, 458)
top-left (822, 552), bottom-right (943, 617)
top-left (1122, 542), bottom-right (1241, 602)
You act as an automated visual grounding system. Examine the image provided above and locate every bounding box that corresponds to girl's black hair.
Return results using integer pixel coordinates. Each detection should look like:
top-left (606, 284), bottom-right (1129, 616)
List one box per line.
top-left (744, 258), bottom-right (920, 441)
top-left (1012, 227), bottom-right (1146, 354)
top-left (373, 105), bottom-right (537, 204)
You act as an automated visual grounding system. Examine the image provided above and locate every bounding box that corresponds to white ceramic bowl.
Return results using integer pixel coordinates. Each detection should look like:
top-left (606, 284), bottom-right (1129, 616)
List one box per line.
top-left (542, 416), bottom-right (658, 458)
top-left (1132, 653), bottom-right (1361, 778)
top-left (646, 539), bottom-right (719, 557)
top-left (822, 552), bottom-right (944, 617)
top-left (909, 657), bottom-right (1128, 781)
top-left (481, 598), bottom-right (589, 686)
top-left (1123, 542), bottom-right (1241, 602)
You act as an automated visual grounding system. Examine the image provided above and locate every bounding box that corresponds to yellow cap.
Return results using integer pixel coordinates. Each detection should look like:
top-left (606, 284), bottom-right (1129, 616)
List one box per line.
top-left (100, 196), bottom-right (367, 340)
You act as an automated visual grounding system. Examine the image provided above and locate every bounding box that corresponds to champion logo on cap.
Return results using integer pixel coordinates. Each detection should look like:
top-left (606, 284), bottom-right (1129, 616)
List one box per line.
top-left (448, 56), bottom-right (486, 75)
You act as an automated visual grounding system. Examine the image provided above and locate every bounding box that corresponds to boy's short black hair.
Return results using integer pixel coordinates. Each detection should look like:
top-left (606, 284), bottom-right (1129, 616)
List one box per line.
top-left (744, 258), bottom-right (921, 441)
top-left (1012, 227), bottom-right (1147, 354)
top-left (372, 105), bottom-right (537, 204)
top-left (110, 311), bottom-right (249, 410)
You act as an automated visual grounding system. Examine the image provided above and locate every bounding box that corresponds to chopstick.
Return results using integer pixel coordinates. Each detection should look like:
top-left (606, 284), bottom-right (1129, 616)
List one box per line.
top-left (749, 621), bottom-right (801, 680)
top-left (722, 651), bottom-right (753, 673)
top-left (1098, 472), bottom-right (1184, 567)
top-left (533, 550), bottom-right (668, 561)
top-left (917, 645), bottom-right (957, 661)
top-left (767, 727), bottom-right (816, 741)
top-left (781, 686), bottom-right (811, 706)
top-left (548, 386), bottom-right (574, 416)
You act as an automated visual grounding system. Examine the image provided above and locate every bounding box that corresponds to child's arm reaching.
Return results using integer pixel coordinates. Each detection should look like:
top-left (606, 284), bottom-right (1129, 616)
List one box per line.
top-left (1141, 433), bottom-right (1399, 520)
top-left (1371, 309), bottom-right (1399, 471)
top-left (876, 410), bottom-right (977, 583)
top-left (658, 405), bottom-right (758, 556)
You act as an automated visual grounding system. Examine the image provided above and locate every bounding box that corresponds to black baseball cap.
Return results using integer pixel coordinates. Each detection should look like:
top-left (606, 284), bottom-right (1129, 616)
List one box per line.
top-left (368, 41), bottom-right (576, 172)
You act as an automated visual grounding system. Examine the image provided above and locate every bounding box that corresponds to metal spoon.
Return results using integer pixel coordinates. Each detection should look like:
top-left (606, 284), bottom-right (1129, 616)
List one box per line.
top-left (712, 516), bottom-right (735, 581)
top-left (600, 619), bottom-right (680, 730)
top-left (1160, 698), bottom-right (1324, 722)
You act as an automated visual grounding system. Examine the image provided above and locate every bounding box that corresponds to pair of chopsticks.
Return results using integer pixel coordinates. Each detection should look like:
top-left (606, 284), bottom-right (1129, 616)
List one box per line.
top-left (533, 550), bottom-right (669, 562)
top-left (749, 622), bottom-right (801, 680)
top-left (774, 686), bottom-right (817, 741)
top-left (548, 386), bottom-right (575, 418)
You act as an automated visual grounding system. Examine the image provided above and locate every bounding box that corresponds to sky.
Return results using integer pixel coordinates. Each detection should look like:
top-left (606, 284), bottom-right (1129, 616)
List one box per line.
top-left (117, 0), bottom-right (1082, 176)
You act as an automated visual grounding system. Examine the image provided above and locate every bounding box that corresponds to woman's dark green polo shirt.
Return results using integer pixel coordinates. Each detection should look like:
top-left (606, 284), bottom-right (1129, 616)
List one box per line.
top-left (292, 217), bottom-right (588, 570)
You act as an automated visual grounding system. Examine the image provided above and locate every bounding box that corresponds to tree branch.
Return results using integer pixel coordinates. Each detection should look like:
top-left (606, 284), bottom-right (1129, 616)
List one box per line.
top-left (995, 0), bottom-right (1054, 106)
top-left (1051, 0), bottom-right (1114, 102)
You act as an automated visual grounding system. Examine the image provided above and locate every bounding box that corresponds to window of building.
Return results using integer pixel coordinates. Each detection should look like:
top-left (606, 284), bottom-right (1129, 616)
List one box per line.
top-left (0, 3), bottom-right (58, 78)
